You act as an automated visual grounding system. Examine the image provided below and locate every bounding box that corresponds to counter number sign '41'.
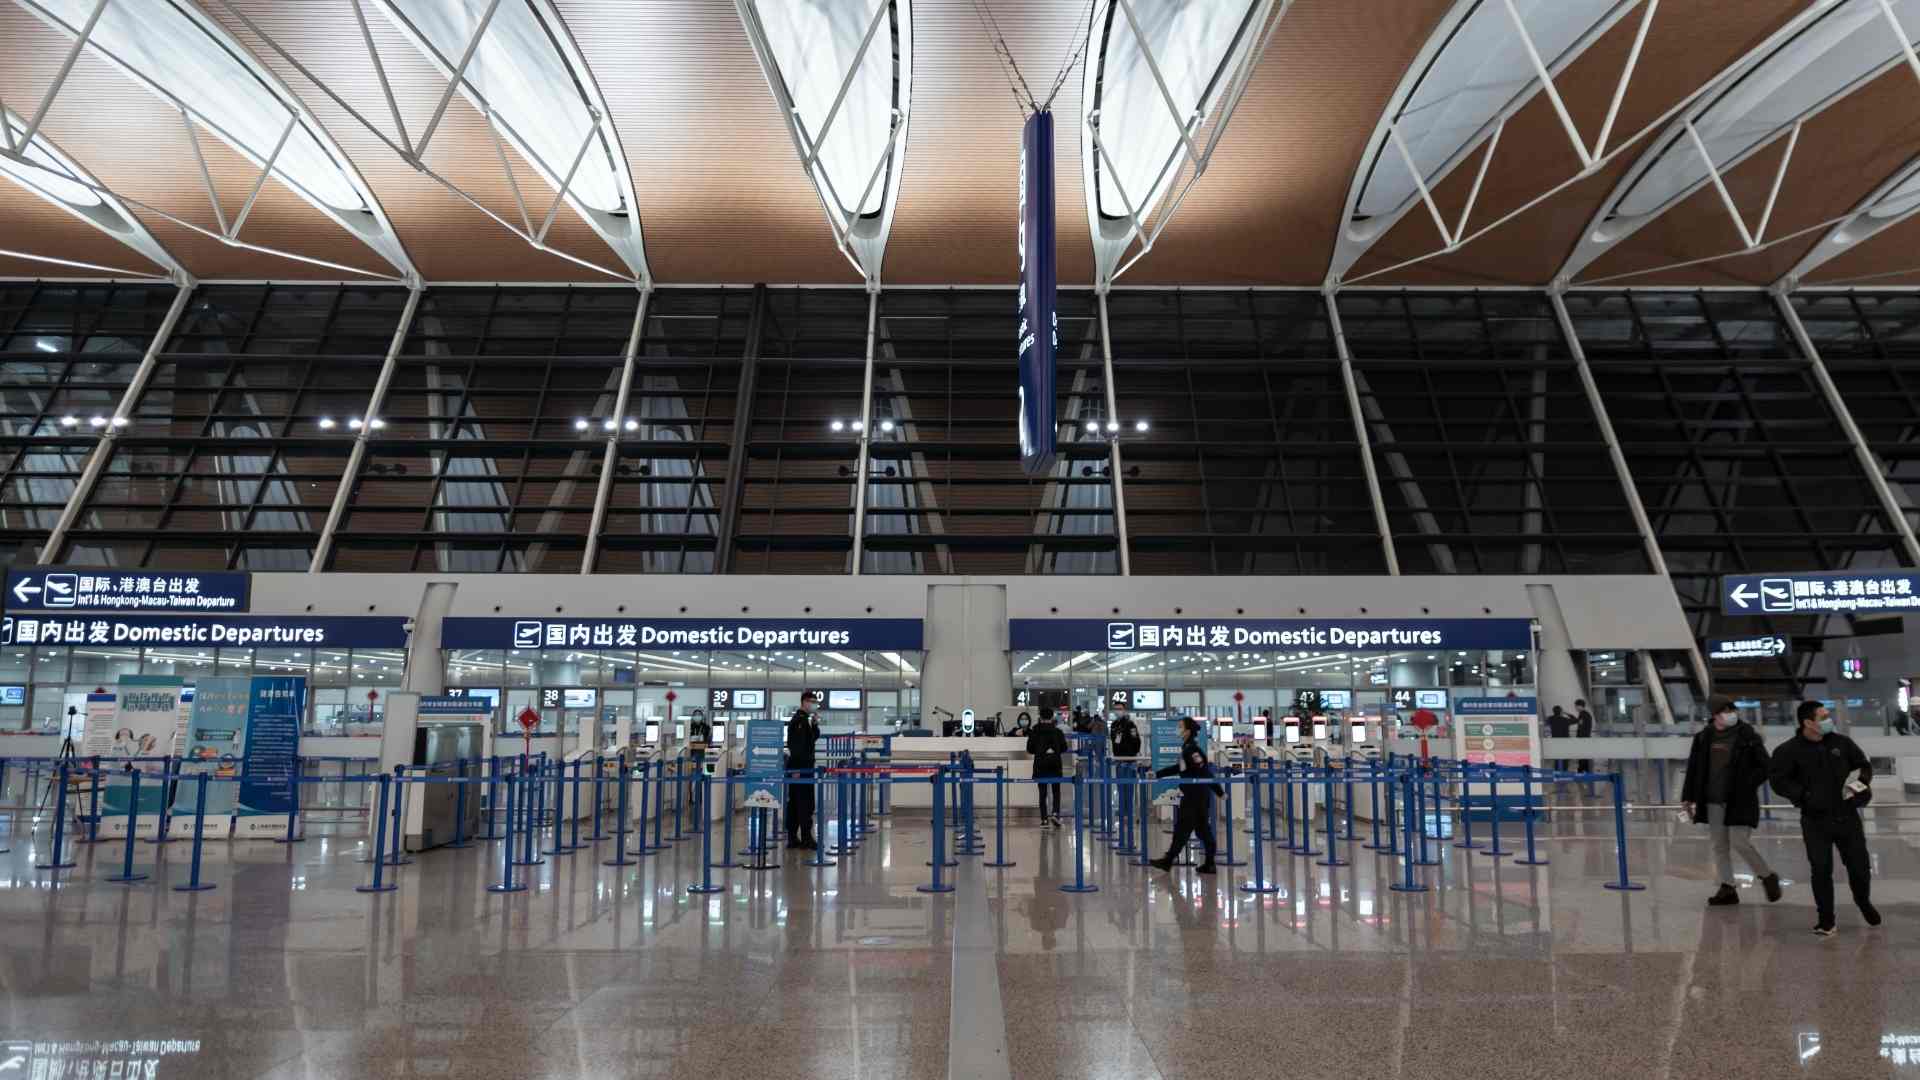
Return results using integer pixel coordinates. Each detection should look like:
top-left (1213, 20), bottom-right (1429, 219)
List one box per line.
top-left (1722, 571), bottom-right (1920, 616)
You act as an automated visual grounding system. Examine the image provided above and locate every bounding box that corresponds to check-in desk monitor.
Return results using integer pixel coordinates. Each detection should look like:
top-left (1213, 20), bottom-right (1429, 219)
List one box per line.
top-left (1348, 719), bottom-right (1368, 744)
top-left (1311, 715), bottom-right (1328, 741)
top-left (675, 721), bottom-right (686, 741)
top-left (1283, 716), bottom-right (1301, 744)
top-left (733, 721), bottom-right (746, 743)
top-left (1216, 720), bottom-right (1234, 743)
top-left (709, 721), bottom-right (726, 746)
top-left (1253, 720), bottom-right (1269, 742)
top-left (644, 720), bottom-right (660, 746)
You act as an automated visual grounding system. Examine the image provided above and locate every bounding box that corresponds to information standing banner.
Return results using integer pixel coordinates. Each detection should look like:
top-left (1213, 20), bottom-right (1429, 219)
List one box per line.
top-left (171, 677), bottom-right (249, 838)
top-left (90, 675), bottom-right (183, 832)
top-left (1017, 108), bottom-right (1058, 476)
top-left (743, 717), bottom-right (785, 810)
top-left (236, 676), bottom-right (304, 838)
top-left (1452, 697), bottom-right (1539, 813)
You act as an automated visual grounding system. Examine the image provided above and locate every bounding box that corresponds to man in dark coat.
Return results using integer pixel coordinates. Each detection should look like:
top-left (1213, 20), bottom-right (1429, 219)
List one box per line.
top-left (1771, 700), bottom-right (1879, 936)
top-left (785, 694), bottom-right (821, 849)
top-left (1680, 695), bottom-right (1780, 906)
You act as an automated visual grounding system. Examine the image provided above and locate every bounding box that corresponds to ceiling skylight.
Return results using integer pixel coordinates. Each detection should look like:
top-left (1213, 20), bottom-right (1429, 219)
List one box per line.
top-left (13, 0), bottom-right (412, 277)
top-left (1564, 0), bottom-right (1920, 281)
top-left (1082, 0), bottom-right (1265, 282)
top-left (1, 106), bottom-right (180, 275)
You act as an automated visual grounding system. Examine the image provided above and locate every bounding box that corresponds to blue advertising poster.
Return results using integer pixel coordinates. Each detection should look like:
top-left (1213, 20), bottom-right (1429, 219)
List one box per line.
top-left (1017, 109), bottom-right (1058, 476)
top-left (743, 717), bottom-right (786, 810)
top-left (174, 677), bottom-right (249, 820)
top-left (239, 676), bottom-right (305, 824)
top-left (1149, 718), bottom-right (1203, 802)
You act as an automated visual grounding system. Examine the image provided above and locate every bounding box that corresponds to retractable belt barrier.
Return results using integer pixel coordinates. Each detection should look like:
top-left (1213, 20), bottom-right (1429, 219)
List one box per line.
top-left (11, 752), bottom-right (1651, 898)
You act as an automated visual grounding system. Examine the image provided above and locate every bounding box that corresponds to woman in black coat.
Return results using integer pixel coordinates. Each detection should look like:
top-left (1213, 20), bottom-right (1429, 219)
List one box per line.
top-left (1679, 696), bottom-right (1781, 905)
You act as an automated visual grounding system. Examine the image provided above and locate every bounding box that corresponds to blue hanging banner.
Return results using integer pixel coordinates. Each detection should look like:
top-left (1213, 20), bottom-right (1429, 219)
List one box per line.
top-left (1017, 109), bottom-right (1058, 476)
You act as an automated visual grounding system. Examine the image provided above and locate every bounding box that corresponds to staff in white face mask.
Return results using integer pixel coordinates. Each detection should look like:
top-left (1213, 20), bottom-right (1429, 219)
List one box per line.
top-left (1680, 696), bottom-right (1781, 907)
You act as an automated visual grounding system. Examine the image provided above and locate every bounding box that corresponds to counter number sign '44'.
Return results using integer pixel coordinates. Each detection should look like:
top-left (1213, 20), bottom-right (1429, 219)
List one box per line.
top-left (1722, 571), bottom-right (1920, 616)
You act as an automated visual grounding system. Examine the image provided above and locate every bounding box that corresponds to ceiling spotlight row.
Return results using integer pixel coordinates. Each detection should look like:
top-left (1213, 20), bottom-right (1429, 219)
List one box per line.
top-left (59, 415), bottom-right (126, 429)
top-left (574, 418), bottom-right (642, 432)
top-left (829, 419), bottom-right (894, 433)
top-left (315, 417), bottom-right (384, 431)
top-left (1087, 419), bottom-right (1150, 434)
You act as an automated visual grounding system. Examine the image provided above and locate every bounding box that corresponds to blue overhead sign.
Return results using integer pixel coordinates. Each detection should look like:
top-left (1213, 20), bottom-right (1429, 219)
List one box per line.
top-left (1010, 618), bottom-right (1534, 652)
top-left (0, 613), bottom-right (407, 649)
top-left (1017, 108), bottom-right (1058, 476)
top-left (6, 568), bottom-right (249, 613)
top-left (1722, 571), bottom-right (1920, 615)
top-left (441, 617), bottom-right (924, 652)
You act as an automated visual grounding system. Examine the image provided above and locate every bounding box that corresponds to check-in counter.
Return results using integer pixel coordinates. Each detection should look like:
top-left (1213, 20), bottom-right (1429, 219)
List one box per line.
top-left (884, 737), bottom-right (1038, 812)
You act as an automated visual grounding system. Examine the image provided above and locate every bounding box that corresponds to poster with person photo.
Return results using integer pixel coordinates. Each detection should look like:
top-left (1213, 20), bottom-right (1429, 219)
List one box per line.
top-left (87, 675), bottom-right (184, 826)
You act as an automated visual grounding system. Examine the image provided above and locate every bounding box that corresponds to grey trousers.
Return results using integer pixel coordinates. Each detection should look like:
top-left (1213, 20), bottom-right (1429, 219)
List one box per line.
top-left (1709, 802), bottom-right (1772, 884)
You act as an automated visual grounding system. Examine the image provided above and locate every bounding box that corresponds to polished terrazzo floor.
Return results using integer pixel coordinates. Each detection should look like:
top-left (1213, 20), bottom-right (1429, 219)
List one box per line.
top-left (0, 792), bottom-right (1915, 1080)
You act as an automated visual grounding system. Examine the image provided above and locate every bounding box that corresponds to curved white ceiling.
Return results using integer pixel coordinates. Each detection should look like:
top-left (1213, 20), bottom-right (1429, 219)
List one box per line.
top-left (373, 0), bottom-right (649, 281)
top-left (14, 0), bottom-right (414, 278)
top-left (1081, 0), bottom-right (1265, 285)
top-left (737, 0), bottom-right (912, 282)
top-left (1330, 0), bottom-right (1636, 285)
top-left (1, 106), bottom-right (181, 276)
top-left (1562, 0), bottom-right (1920, 282)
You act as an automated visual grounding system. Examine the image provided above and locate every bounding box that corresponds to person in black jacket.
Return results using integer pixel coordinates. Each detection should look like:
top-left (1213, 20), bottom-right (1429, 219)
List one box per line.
top-left (1546, 706), bottom-right (1573, 771)
top-left (1573, 698), bottom-right (1594, 774)
top-left (785, 694), bottom-right (821, 849)
top-left (1680, 696), bottom-right (1781, 906)
top-left (1150, 717), bottom-right (1219, 875)
top-left (1769, 700), bottom-right (1880, 935)
top-left (1026, 712), bottom-right (1069, 827)
top-left (1109, 703), bottom-right (1142, 823)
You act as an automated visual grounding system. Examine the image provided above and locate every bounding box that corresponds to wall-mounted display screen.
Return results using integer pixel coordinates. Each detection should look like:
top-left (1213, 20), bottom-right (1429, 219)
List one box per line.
top-left (1321, 690), bottom-right (1351, 709)
top-left (1130, 689), bottom-right (1165, 710)
top-left (0, 685), bottom-right (24, 707)
top-left (1415, 689), bottom-right (1448, 710)
top-left (827, 689), bottom-right (863, 710)
top-left (563, 688), bottom-right (597, 709)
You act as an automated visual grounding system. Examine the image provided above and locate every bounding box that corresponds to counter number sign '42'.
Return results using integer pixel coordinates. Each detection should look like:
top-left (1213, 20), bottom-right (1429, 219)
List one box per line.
top-left (1722, 571), bottom-right (1920, 616)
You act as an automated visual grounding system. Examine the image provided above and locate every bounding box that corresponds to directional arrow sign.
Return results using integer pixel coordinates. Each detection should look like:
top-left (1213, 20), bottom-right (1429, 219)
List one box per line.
top-left (1722, 571), bottom-right (1920, 616)
top-left (10, 579), bottom-right (39, 605)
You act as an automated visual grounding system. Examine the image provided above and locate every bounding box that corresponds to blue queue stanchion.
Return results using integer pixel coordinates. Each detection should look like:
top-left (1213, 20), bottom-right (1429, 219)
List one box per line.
top-left (1341, 770), bottom-right (1357, 840)
top-left (1215, 770), bottom-right (1245, 867)
top-left (545, 763), bottom-right (570, 857)
top-left (382, 767), bottom-right (413, 867)
top-left (79, 758), bottom-right (103, 844)
top-left (1316, 773), bottom-right (1348, 868)
top-left (1293, 770), bottom-right (1320, 858)
top-left (1059, 773), bottom-right (1099, 894)
top-left (1602, 771), bottom-right (1646, 892)
top-left (604, 758), bottom-right (636, 867)
top-left (1481, 770), bottom-right (1508, 859)
top-left (483, 757), bottom-right (502, 841)
top-left (669, 758), bottom-right (687, 843)
top-left (1132, 774), bottom-right (1153, 868)
top-left (446, 761), bottom-right (473, 850)
top-left (807, 773), bottom-right (837, 868)
top-left (1241, 765), bottom-right (1277, 895)
top-left (590, 757), bottom-right (606, 843)
top-left (716, 771), bottom-right (739, 869)
top-left (488, 772), bottom-right (527, 894)
top-left (173, 772), bottom-right (216, 893)
top-left (1388, 773), bottom-right (1427, 893)
top-left (1363, 764), bottom-right (1388, 851)
top-left (566, 758), bottom-right (587, 851)
top-left (1453, 768), bottom-right (1479, 851)
top-left (275, 758), bottom-right (304, 844)
top-left (1515, 767), bottom-right (1548, 867)
top-left (513, 764), bottom-right (544, 868)
top-left (1411, 768), bottom-right (1438, 867)
top-left (916, 769), bottom-right (954, 894)
top-left (650, 760), bottom-right (668, 853)
top-left (688, 767), bottom-right (723, 896)
top-left (107, 767), bottom-right (147, 884)
top-left (145, 756), bottom-right (174, 846)
top-left (984, 767), bottom-right (1016, 869)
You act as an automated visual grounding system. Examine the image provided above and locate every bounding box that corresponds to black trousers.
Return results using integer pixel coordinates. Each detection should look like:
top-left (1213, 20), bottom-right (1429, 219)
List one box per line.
top-left (1164, 798), bottom-right (1217, 865)
top-left (787, 784), bottom-right (815, 842)
top-left (1036, 772), bottom-right (1062, 817)
top-left (1802, 811), bottom-right (1871, 921)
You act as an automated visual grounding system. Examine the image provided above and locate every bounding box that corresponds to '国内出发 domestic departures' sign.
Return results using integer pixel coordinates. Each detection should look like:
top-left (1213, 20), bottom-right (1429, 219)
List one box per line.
top-left (0, 613), bottom-right (407, 648)
top-left (6, 568), bottom-right (248, 612)
top-left (1722, 570), bottom-right (1920, 615)
top-left (441, 617), bottom-right (924, 652)
top-left (1010, 618), bottom-right (1534, 652)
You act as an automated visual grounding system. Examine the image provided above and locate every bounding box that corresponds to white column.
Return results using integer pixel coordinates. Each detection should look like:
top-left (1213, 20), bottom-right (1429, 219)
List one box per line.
top-left (310, 286), bottom-right (425, 572)
top-left (581, 288), bottom-right (652, 573)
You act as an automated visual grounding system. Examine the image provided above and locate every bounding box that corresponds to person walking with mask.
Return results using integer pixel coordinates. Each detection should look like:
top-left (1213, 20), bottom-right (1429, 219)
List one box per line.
top-left (1770, 700), bottom-right (1880, 936)
top-left (1681, 696), bottom-right (1781, 906)
top-left (1150, 717), bottom-right (1220, 875)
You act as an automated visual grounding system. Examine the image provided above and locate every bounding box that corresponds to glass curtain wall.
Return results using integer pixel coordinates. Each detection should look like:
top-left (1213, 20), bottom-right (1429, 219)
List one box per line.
top-left (1, 282), bottom-right (184, 566)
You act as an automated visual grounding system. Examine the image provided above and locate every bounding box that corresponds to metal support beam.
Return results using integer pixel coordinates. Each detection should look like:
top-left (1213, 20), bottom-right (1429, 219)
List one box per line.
top-left (310, 286), bottom-right (425, 572)
top-left (1095, 289), bottom-right (1132, 576)
top-left (581, 287), bottom-right (652, 574)
top-left (712, 285), bottom-right (767, 574)
top-left (413, 0), bottom-right (504, 161)
top-left (798, 0), bottom-right (891, 171)
top-left (850, 287), bottom-right (880, 574)
top-left (1549, 290), bottom-right (1712, 695)
top-left (228, 115), bottom-right (297, 241)
top-left (38, 278), bottom-right (192, 565)
top-left (1324, 289), bottom-right (1399, 574)
top-left (1774, 289), bottom-right (1920, 567)
top-left (21, 0), bottom-right (109, 150)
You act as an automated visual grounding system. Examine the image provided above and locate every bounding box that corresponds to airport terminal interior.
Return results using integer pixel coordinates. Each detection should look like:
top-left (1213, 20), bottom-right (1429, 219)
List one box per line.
top-left (8, 1), bottom-right (1920, 1077)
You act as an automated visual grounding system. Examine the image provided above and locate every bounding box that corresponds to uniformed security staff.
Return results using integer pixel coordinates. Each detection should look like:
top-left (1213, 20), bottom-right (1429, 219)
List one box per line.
top-left (785, 694), bottom-right (821, 849)
top-left (1150, 716), bottom-right (1220, 875)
